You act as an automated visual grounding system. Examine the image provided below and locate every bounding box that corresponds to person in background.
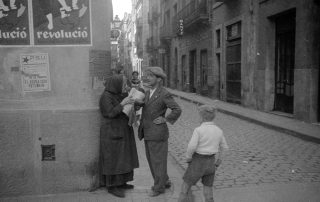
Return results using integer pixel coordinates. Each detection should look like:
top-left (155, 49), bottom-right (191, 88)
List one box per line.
top-left (178, 105), bottom-right (229, 202)
top-left (131, 71), bottom-right (141, 89)
top-left (99, 75), bottom-right (139, 198)
top-left (137, 66), bottom-right (182, 197)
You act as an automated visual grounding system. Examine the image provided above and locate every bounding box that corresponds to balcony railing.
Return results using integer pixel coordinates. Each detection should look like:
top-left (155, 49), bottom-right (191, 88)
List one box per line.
top-left (136, 17), bottom-right (143, 28)
top-left (148, 7), bottom-right (160, 24)
top-left (173, 0), bottom-right (208, 35)
top-left (146, 36), bottom-right (159, 53)
top-left (160, 23), bottom-right (173, 40)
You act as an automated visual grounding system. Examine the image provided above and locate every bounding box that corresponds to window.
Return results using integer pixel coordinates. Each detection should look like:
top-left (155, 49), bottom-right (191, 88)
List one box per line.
top-left (216, 29), bottom-right (221, 48)
top-left (227, 22), bottom-right (241, 40)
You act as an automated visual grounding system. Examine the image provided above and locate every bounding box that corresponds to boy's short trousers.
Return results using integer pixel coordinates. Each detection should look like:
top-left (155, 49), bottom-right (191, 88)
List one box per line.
top-left (183, 153), bottom-right (216, 187)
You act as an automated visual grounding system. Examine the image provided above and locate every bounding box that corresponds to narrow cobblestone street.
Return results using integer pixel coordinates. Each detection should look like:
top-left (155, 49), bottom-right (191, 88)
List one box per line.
top-left (168, 98), bottom-right (320, 189)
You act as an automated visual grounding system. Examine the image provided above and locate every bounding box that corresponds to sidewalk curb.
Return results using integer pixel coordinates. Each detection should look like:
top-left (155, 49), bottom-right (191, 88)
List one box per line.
top-left (170, 91), bottom-right (320, 144)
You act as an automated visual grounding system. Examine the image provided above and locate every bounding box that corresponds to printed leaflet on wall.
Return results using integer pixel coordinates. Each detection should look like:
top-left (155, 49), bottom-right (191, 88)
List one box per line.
top-left (20, 53), bottom-right (51, 92)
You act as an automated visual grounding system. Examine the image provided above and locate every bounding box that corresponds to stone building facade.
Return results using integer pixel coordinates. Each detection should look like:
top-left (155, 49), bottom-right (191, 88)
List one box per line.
top-left (148, 0), bottom-right (320, 123)
top-left (211, 0), bottom-right (319, 122)
top-left (132, 0), bottom-right (150, 75)
top-left (157, 0), bottom-right (213, 94)
top-left (0, 0), bottom-right (113, 197)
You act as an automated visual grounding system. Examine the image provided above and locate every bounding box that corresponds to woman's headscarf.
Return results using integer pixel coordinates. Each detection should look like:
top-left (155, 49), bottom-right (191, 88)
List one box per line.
top-left (104, 74), bottom-right (128, 102)
top-left (104, 74), bottom-right (124, 94)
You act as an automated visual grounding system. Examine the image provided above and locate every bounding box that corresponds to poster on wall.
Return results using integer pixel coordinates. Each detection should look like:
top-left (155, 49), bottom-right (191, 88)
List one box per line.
top-left (32, 0), bottom-right (91, 45)
top-left (89, 50), bottom-right (111, 89)
top-left (20, 53), bottom-right (51, 92)
top-left (0, 0), bottom-right (30, 46)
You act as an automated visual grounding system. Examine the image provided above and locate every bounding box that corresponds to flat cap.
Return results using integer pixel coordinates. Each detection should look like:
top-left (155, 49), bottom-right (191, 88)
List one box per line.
top-left (144, 66), bottom-right (167, 79)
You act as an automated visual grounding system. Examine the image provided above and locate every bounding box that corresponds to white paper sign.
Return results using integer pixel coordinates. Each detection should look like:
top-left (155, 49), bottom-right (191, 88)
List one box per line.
top-left (20, 53), bottom-right (51, 92)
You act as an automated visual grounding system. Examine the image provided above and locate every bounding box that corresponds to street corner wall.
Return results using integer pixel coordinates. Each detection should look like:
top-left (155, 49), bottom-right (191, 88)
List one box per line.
top-left (0, 0), bottom-right (112, 197)
top-left (0, 109), bottom-right (100, 196)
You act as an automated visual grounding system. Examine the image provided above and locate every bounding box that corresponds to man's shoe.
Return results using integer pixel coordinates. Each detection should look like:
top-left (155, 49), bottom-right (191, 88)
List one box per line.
top-left (120, 183), bottom-right (134, 189)
top-left (108, 187), bottom-right (125, 198)
top-left (148, 190), bottom-right (163, 197)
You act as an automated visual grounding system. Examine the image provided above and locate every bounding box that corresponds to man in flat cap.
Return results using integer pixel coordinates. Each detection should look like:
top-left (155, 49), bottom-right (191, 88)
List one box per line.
top-left (137, 66), bottom-right (182, 197)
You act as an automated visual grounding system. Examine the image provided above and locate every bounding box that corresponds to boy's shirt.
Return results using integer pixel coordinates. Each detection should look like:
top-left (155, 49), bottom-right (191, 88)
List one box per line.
top-left (186, 121), bottom-right (229, 160)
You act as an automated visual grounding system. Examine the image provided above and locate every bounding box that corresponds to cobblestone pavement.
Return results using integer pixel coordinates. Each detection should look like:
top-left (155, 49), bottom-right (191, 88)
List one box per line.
top-left (168, 98), bottom-right (320, 189)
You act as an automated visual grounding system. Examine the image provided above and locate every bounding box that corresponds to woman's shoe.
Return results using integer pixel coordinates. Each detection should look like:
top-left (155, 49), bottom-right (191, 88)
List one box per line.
top-left (165, 180), bottom-right (171, 188)
top-left (108, 187), bottom-right (125, 198)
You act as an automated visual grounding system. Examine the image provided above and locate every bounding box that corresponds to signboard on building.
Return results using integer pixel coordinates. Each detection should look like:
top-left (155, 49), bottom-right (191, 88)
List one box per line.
top-left (89, 50), bottom-right (111, 89)
top-left (20, 53), bottom-right (51, 92)
top-left (111, 29), bottom-right (121, 41)
top-left (158, 48), bottom-right (166, 54)
top-left (178, 19), bottom-right (184, 36)
top-left (0, 0), bottom-right (91, 46)
top-left (0, 0), bottom-right (30, 46)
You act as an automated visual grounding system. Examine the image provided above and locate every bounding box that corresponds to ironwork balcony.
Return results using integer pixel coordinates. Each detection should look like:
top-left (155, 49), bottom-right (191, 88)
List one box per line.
top-left (160, 23), bottom-right (173, 40)
top-left (146, 36), bottom-right (158, 53)
top-left (174, 0), bottom-right (209, 34)
top-left (137, 42), bottom-right (143, 58)
top-left (148, 7), bottom-right (160, 24)
top-left (136, 17), bottom-right (143, 29)
top-left (135, 0), bottom-right (142, 8)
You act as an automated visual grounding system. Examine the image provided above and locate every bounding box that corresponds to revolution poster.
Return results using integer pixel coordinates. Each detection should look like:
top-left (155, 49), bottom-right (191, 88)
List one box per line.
top-left (0, 0), bottom-right (30, 46)
top-left (32, 0), bottom-right (91, 45)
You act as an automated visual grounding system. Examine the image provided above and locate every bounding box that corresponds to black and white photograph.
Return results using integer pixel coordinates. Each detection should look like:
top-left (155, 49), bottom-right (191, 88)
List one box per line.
top-left (0, 0), bottom-right (320, 201)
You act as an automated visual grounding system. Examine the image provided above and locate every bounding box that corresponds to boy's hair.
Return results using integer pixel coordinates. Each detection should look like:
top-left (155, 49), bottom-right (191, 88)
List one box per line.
top-left (198, 105), bottom-right (217, 121)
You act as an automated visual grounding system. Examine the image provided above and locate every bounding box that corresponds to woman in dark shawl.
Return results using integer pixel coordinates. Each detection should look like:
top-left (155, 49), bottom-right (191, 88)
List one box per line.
top-left (99, 75), bottom-right (139, 198)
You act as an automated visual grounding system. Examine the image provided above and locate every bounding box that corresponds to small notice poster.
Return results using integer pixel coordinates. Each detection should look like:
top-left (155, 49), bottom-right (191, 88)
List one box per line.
top-left (32, 0), bottom-right (91, 45)
top-left (0, 0), bottom-right (30, 46)
top-left (20, 53), bottom-right (51, 92)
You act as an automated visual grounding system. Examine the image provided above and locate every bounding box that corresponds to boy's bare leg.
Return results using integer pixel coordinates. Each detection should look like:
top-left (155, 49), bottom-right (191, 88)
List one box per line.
top-left (178, 181), bottom-right (191, 202)
top-left (203, 186), bottom-right (214, 202)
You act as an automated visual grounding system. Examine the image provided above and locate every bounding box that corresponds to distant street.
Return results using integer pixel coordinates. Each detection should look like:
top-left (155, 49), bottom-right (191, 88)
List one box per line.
top-left (168, 98), bottom-right (320, 189)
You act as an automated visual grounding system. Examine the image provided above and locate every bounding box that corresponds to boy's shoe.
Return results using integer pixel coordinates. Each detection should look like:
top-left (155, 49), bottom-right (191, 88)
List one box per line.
top-left (119, 183), bottom-right (134, 189)
top-left (151, 180), bottom-right (171, 190)
top-left (108, 187), bottom-right (125, 198)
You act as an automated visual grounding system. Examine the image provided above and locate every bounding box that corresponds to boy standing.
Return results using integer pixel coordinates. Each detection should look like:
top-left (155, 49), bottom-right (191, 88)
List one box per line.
top-left (178, 105), bottom-right (229, 202)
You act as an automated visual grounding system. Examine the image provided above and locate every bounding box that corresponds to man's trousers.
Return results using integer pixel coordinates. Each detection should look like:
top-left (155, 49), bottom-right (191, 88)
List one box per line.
top-left (144, 140), bottom-right (169, 193)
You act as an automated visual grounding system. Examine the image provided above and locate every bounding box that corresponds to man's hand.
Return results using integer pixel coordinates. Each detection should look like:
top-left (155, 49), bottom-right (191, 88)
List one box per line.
top-left (215, 159), bottom-right (222, 167)
top-left (153, 116), bottom-right (166, 125)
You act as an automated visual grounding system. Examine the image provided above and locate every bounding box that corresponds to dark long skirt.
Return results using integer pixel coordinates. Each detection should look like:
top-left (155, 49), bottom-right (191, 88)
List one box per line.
top-left (103, 171), bottom-right (133, 187)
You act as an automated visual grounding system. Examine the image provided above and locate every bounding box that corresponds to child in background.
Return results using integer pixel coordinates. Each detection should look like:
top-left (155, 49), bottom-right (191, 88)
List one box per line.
top-left (131, 71), bottom-right (141, 89)
top-left (178, 105), bottom-right (229, 202)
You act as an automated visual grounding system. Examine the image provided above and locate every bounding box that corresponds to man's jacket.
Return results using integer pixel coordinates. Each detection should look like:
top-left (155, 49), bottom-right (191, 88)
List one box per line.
top-left (138, 87), bottom-right (181, 141)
